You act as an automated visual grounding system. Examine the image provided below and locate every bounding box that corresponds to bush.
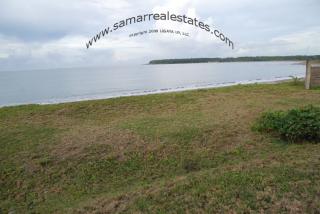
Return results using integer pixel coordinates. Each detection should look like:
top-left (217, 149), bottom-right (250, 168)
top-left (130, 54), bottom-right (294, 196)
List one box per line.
top-left (253, 105), bottom-right (320, 142)
top-left (289, 75), bottom-right (300, 85)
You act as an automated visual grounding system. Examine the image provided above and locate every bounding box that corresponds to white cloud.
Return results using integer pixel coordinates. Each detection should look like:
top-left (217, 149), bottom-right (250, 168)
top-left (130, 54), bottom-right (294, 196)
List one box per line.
top-left (0, 0), bottom-right (319, 70)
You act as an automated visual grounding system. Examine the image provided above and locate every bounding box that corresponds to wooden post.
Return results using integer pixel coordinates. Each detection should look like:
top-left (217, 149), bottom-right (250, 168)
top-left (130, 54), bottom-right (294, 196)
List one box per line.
top-left (305, 60), bottom-right (311, 89)
top-left (305, 60), bottom-right (320, 89)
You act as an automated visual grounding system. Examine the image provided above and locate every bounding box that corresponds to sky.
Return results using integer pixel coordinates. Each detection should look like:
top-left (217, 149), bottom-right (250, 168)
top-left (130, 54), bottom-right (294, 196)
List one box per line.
top-left (0, 0), bottom-right (319, 70)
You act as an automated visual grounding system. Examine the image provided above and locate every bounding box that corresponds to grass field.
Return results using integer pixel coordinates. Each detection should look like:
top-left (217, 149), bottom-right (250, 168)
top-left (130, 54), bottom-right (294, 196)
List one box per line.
top-left (1, 81), bottom-right (320, 213)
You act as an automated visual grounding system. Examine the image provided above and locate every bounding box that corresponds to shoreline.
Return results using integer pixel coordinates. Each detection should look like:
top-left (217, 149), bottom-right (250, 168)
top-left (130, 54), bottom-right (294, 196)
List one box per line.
top-left (148, 56), bottom-right (320, 65)
top-left (0, 75), bottom-right (304, 108)
top-left (2, 77), bottom-right (319, 213)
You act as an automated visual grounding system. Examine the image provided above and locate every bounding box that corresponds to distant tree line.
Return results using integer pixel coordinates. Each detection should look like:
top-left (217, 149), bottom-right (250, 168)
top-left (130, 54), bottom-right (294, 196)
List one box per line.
top-left (149, 55), bottom-right (320, 64)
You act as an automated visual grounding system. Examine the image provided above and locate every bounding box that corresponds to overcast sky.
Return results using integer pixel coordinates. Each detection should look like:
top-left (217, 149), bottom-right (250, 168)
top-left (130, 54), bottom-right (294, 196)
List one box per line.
top-left (0, 0), bottom-right (319, 70)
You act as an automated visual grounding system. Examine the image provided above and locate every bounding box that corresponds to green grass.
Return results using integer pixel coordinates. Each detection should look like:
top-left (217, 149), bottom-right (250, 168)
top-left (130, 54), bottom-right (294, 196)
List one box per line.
top-left (1, 81), bottom-right (320, 213)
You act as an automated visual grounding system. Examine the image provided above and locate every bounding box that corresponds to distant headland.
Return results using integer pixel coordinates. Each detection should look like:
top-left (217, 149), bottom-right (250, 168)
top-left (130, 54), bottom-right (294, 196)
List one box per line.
top-left (149, 55), bottom-right (320, 64)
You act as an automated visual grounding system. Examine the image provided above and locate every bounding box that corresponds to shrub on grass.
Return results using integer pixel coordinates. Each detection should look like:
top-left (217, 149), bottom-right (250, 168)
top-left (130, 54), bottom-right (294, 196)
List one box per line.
top-left (253, 105), bottom-right (320, 142)
top-left (289, 75), bottom-right (300, 85)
